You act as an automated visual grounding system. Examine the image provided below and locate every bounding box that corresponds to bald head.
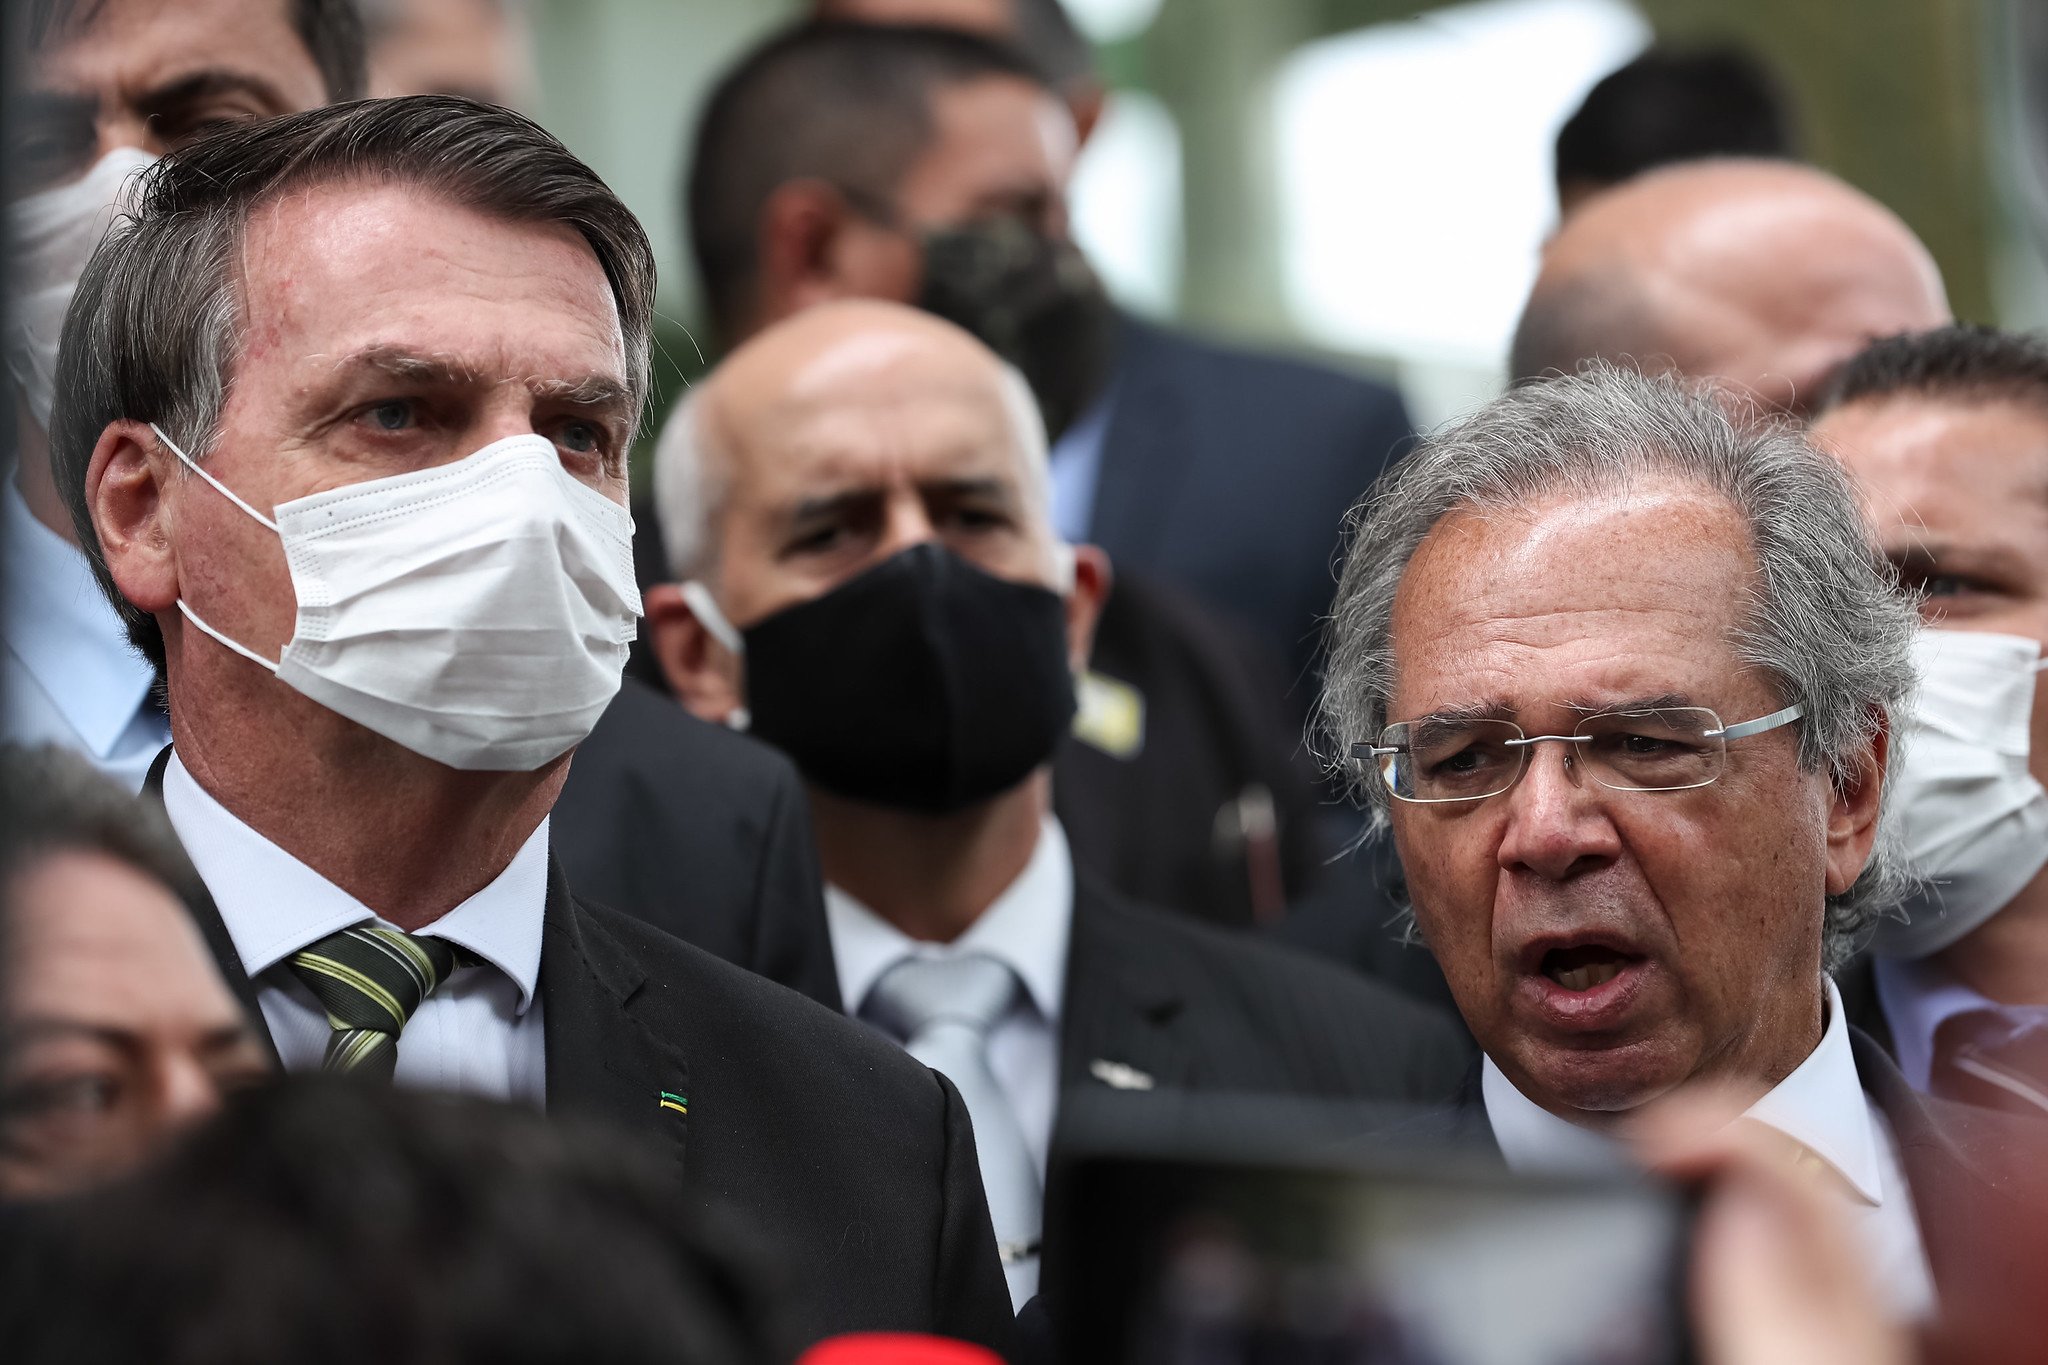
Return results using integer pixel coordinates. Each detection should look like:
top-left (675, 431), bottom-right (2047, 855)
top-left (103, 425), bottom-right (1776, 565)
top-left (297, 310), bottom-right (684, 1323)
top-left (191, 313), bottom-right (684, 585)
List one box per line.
top-left (654, 299), bottom-right (1050, 590)
top-left (1512, 159), bottom-right (1950, 413)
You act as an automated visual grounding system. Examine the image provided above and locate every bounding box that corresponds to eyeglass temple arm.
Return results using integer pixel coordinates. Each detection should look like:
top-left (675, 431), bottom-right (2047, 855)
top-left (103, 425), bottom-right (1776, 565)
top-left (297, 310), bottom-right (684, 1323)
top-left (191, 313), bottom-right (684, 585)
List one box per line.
top-left (1707, 702), bottom-right (1806, 741)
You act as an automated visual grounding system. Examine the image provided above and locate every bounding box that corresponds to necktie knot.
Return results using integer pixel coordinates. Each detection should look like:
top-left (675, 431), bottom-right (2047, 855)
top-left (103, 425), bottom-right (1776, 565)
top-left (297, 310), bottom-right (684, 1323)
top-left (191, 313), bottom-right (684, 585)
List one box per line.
top-left (867, 952), bottom-right (1023, 1044)
top-left (286, 924), bottom-right (474, 1080)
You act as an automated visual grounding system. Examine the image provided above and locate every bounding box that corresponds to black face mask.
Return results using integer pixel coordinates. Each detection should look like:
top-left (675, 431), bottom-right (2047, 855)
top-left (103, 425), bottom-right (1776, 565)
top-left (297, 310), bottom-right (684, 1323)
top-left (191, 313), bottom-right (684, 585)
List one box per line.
top-left (916, 217), bottom-right (1121, 443)
top-left (741, 543), bottom-right (1078, 814)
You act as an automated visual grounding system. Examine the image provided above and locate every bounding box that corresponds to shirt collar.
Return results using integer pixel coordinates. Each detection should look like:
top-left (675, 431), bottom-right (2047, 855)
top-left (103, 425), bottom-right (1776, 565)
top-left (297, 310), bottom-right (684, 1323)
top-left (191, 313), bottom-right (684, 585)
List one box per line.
top-left (826, 815), bottom-right (1074, 1025)
top-left (1870, 956), bottom-right (2006, 1093)
top-left (160, 752), bottom-right (547, 1012)
top-left (1, 474), bottom-right (158, 757)
top-left (1483, 979), bottom-right (1887, 1205)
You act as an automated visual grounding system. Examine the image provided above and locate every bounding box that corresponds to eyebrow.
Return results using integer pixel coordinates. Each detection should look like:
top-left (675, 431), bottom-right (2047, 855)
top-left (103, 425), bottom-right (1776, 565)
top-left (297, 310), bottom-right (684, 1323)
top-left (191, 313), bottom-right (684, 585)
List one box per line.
top-left (339, 348), bottom-right (634, 411)
top-left (132, 69), bottom-right (295, 122)
top-left (786, 476), bottom-right (1016, 523)
top-left (1405, 693), bottom-right (1700, 726)
top-left (5, 1018), bottom-right (259, 1053)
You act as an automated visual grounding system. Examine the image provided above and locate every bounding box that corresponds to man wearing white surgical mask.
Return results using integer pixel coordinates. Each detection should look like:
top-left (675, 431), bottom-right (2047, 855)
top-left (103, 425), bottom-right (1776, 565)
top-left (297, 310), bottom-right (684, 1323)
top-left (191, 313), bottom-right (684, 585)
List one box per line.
top-left (3, 0), bottom-right (364, 787)
top-left (1814, 325), bottom-right (2048, 1116)
top-left (49, 97), bottom-right (1016, 1351)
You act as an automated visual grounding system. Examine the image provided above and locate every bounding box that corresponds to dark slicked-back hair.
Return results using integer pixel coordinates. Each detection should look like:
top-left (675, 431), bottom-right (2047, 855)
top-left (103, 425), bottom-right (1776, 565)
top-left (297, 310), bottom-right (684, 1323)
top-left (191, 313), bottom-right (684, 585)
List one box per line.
top-left (687, 19), bottom-right (1044, 341)
top-left (50, 95), bottom-right (657, 673)
top-left (1555, 44), bottom-right (1796, 199)
top-left (19, 0), bottom-right (368, 101)
top-left (1816, 324), bottom-right (2048, 416)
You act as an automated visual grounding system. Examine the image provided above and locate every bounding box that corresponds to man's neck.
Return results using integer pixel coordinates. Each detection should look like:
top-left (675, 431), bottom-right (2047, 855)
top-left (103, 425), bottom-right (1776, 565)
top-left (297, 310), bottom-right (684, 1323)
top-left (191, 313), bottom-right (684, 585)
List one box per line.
top-left (13, 413), bottom-right (78, 545)
top-left (811, 772), bottom-right (1050, 944)
top-left (173, 690), bottom-right (563, 933)
top-left (1932, 869), bottom-right (2048, 1006)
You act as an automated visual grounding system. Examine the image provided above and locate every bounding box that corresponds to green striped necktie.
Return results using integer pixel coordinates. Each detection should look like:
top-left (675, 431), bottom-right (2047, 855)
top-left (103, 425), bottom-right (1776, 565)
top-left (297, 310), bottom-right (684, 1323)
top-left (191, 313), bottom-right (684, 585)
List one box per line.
top-left (286, 925), bottom-right (475, 1081)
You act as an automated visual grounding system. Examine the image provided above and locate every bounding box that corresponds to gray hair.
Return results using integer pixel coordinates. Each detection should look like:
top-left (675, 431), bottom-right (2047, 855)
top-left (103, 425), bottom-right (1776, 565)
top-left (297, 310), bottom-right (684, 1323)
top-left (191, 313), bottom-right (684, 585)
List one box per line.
top-left (1317, 363), bottom-right (1918, 970)
top-left (653, 354), bottom-right (1051, 583)
top-left (49, 95), bottom-right (657, 673)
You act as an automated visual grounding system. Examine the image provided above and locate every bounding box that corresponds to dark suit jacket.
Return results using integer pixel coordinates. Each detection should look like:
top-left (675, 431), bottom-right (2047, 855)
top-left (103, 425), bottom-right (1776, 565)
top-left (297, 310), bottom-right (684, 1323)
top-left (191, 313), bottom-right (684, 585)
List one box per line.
top-left (1086, 320), bottom-right (1413, 712)
top-left (1054, 572), bottom-right (1332, 929)
top-left (553, 677), bottom-right (841, 1009)
top-left (150, 758), bottom-right (1015, 1351)
top-left (1056, 876), bottom-right (1473, 1106)
top-left (1365, 1030), bottom-right (2048, 1313)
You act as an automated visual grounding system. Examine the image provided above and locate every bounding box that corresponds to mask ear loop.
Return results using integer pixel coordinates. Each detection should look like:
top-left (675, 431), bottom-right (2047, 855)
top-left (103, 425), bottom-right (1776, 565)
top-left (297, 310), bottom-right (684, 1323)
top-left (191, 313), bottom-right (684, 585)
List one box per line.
top-left (1051, 542), bottom-right (1077, 595)
top-left (151, 423), bottom-right (283, 672)
top-left (151, 423), bottom-right (280, 532)
top-left (677, 581), bottom-right (750, 731)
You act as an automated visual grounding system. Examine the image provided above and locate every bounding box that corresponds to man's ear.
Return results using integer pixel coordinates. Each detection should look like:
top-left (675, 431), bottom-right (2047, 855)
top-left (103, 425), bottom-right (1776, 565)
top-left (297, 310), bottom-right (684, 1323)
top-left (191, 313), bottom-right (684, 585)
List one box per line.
top-left (87, 419), bottom-right (179, 620)
top-left (1823, 708), bottom-right (1890, 898)
top-left (1063, 543), bottom-right (1112, 673)
top-left (643, 582), bottom-right (747, 726)
top-left (756, 179), bottom-right (864, 321)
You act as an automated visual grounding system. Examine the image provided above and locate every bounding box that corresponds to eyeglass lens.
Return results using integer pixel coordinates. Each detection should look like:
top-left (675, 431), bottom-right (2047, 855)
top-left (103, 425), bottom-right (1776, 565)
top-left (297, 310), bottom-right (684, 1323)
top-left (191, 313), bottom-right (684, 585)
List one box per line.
top-left (1380, 708), bottom-right (1729, 802)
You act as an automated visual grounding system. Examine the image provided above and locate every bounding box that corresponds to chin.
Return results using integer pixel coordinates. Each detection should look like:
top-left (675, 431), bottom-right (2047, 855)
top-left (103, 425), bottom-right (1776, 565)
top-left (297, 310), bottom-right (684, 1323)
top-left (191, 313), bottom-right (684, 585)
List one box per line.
top-left (1511, 1036), bottom-right (1685, 1116)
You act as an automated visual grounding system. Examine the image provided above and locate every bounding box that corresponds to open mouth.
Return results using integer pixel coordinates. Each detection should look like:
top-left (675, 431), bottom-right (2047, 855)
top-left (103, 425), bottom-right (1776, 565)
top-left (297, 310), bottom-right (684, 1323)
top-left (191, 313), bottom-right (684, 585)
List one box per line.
top-left (1540, 944), bottom-right (1637, 993)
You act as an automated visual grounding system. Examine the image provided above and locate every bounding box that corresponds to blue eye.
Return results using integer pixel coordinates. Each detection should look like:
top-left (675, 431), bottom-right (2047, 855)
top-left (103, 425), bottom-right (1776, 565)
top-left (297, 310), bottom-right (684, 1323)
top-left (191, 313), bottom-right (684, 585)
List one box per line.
top-left (559, 421), bottom-right (599, 454)
top-left (368, 400), bottom-right (414, 431)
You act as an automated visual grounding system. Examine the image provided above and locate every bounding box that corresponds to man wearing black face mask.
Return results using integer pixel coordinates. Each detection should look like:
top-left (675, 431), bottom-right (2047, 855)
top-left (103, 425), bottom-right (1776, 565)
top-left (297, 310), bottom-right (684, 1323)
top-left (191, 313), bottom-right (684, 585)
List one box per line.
top-left (642, 299), bottom-right (1472, 1312)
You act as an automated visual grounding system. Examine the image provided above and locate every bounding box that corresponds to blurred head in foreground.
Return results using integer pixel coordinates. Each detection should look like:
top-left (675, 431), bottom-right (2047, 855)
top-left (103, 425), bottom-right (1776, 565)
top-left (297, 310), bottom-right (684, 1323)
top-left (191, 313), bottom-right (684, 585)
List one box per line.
top-left (1513, 159), bottom-right (1949, 415)
top-left (1321, 365), bottom-right (1911, 1121)
top-left (2, 1076), bottom-right (780, 1365)
top-left (0, 744), bottom-right (269, 1198)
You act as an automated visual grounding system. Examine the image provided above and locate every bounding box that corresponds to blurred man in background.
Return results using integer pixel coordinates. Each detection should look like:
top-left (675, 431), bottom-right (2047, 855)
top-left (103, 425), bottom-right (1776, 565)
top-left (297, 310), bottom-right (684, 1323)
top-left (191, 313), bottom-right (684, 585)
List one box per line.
top-left (1511, 159), bottom-right (1950, 413)
top-left (1812, 326), bottom-right (2048, 1116)
top-left (0, 744), bottom-right (271, 1199)
top-left (813, 0), bottom-right (1107, 145)
top-left (689, 19), bottom-right (1414, 716)
top-left (3, 0), bottom-right (363, 787)
top-left (681, 20), bottom-right (1361, 931)
top-left (1323, 364), bottom-right (2043, 1314)
top-left (361, 0), bottom-right (535, 106)
top-left (645, 298), bottom-right (1470, 1308)
top-left (52, 97), bottom-right (1012, 1348)
top-left (1552, 43), bottom-right (1799, 220)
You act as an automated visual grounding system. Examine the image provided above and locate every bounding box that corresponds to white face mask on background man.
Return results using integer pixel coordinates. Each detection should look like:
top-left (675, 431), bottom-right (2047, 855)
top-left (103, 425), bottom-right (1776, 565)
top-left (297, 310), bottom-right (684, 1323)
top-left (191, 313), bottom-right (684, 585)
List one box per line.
top-left (1875, 628), bottom-right (2048, 959)
top-left (155, 425), bottom-right (642, 772)
top-left (8, 146), bottom-right (158, 430)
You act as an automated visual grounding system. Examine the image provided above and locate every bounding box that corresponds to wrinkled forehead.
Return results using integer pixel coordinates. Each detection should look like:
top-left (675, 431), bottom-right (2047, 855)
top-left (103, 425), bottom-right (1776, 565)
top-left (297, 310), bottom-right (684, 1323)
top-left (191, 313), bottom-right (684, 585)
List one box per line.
top-left (1387, 484), bottom-right (1764, 720)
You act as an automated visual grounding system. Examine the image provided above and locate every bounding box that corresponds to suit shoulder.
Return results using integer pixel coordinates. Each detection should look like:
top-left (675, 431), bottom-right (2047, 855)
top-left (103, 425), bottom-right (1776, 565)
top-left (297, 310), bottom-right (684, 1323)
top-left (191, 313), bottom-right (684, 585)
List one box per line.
top-left (577, 677), bottom-right (804, 799)
top-left (1130, 322), bottom-right (1408, 422)
top-left (573, 896), bottom-right (945, 1100)
top-left (1080, 882), bottom-right (1458, 1035)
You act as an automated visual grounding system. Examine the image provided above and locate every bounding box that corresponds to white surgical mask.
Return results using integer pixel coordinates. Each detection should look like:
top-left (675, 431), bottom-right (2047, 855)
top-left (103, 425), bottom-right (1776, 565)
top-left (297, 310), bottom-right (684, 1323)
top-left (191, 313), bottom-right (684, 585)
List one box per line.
top-left (8, 146), bottom-right (157, 430)
top-left (1874, 628), bottom-right (2048, 959)
top-left (156, 425), bottom-right (642, 771)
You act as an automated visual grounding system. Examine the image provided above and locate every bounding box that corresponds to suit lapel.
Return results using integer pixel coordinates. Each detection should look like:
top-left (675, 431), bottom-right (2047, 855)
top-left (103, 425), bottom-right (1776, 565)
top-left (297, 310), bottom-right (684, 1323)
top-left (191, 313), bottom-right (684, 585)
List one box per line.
top-left (1085, 319), bottom-right (1190, 565)
top-left (1850, 1028), bottom-right (1986, 1297)
top-left (1058, 878), bottom-right (1197, 1096)
top-left (142, 745), bottom-right (280, 1065)
top-left (539, 858), bottom-right (690, 1177)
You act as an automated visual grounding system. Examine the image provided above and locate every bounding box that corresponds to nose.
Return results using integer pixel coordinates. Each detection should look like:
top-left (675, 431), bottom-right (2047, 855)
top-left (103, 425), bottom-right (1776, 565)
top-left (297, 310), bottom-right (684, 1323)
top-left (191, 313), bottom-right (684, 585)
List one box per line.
top-left (1495, 737), bottom-right (1621, 881)
top-left (878, 494), bottom-right (938, 560)
top-left (156, 1052), bottom-right (227, 1130)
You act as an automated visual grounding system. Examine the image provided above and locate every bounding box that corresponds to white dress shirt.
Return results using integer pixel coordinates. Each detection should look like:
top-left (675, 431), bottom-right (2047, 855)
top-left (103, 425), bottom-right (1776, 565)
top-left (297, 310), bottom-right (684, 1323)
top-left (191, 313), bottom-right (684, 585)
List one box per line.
top-left (826, 816), bottom-right (1073, 1178)
top-left (1, 474), bottom-right (169, 788)
top-left (161, 753), bottom-right (549, 1104)
top-left (1481, 979), bottom-right (1936, 1319)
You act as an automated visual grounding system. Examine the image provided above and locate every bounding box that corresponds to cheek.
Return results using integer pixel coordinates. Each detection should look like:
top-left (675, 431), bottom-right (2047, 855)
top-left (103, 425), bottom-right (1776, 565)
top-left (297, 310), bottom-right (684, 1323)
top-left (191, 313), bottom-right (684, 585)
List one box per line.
top-left (1395, 817), bottom-right (1501, 968)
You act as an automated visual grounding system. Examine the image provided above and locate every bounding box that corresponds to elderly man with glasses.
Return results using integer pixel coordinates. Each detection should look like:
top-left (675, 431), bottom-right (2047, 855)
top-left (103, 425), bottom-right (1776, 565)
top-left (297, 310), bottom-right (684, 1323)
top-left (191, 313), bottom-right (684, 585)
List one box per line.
top-left (1320, 363), bottom-right (2048, 1322)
